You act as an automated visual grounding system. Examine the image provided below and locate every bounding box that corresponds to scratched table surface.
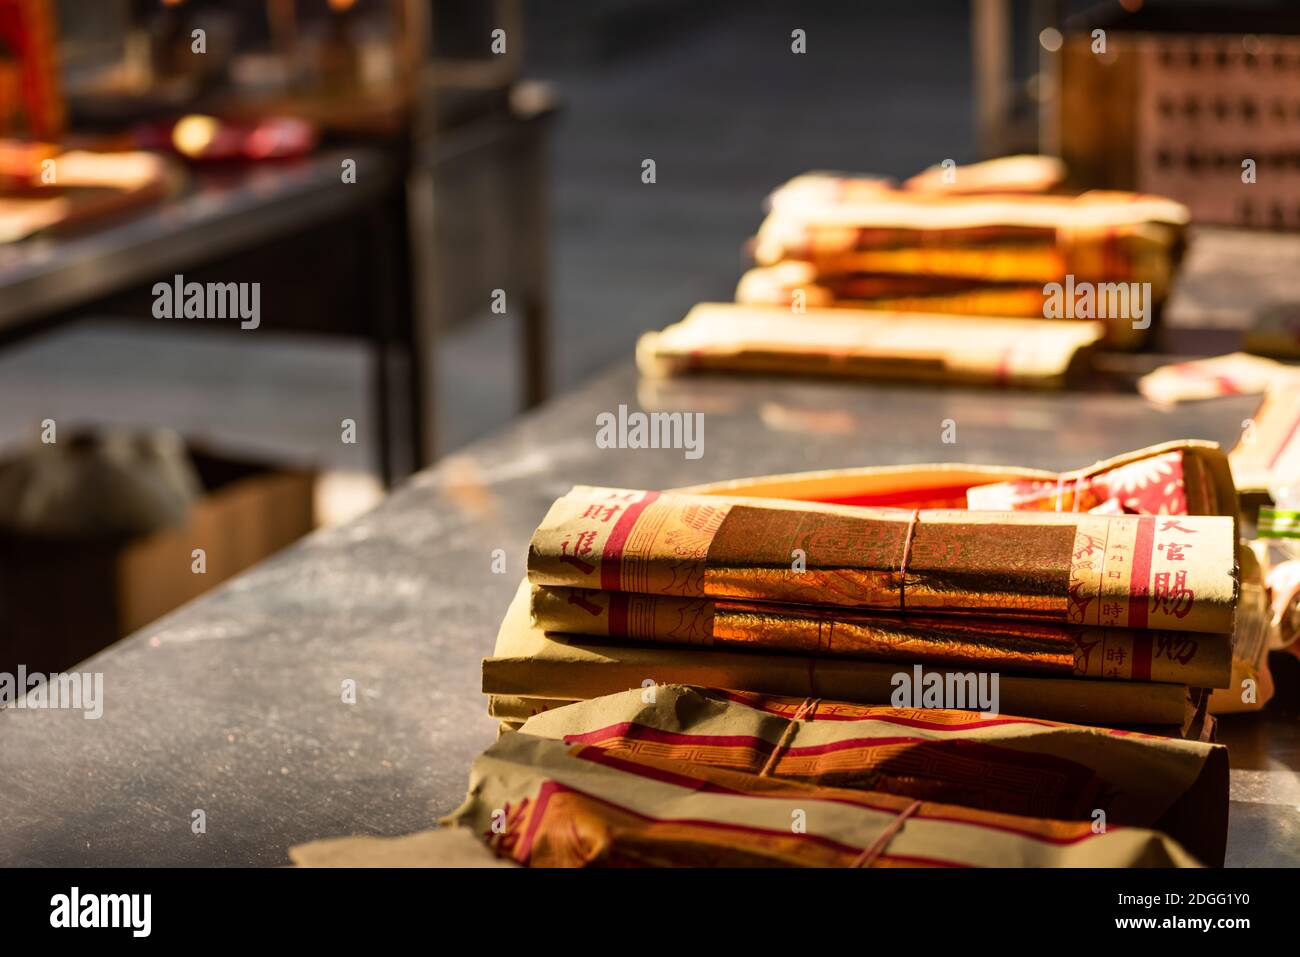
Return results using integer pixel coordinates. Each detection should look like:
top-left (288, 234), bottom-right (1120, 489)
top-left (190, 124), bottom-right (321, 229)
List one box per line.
top-left (0, 362), bottom-right (1296, 866)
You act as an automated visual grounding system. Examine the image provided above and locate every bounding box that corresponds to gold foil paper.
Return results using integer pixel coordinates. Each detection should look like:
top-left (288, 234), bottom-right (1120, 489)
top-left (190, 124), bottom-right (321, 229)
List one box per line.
top-left (530, 585), bottom-right (1232, 687)
top-left (527, 486), bottom-right (1239, 635)
top-left (486, 581), bottom-right (1194, 727)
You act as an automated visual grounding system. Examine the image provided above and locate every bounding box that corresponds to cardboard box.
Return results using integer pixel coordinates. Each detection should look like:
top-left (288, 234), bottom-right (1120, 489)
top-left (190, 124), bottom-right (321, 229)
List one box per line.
top-left (0, 449), bottom-right (314, 675)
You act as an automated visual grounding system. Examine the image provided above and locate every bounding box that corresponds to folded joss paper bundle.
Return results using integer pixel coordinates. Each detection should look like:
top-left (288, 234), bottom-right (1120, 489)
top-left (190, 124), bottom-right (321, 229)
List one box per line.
top-left (752, 198), bottom-right (1181, 291)
top-left (749, 237), bottom-right (1177, 302)
top-left (766, 156), bottom-right (1068, 213)
top-left (636, 303), bottom-right (1104, 387)
top-left (754, 172), bottom-right (1187, 273)
top-left (486, 582), bottom-right (1204, 728)
top-left (438, 730), bottom-right (1201, 867)
top-left (517, 685), bottom-right (1229, 865)
top-left (900, 154), bottom-right (1068, 194)
top-left (529, 584), bottom-right (1232, 686)
top-left (736, 262), bottom-right (1050, 319)
top-left (527, 486), bottom-right (1238, 633)
top-left (487, 443), bottom-right (1245, 730)
top-left (294, 685), bottom-right (1214, 867)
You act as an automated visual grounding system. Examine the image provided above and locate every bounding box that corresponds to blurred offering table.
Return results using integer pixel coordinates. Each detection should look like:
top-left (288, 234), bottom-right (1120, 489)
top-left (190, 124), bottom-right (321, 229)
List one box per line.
top-left (0, 148), bottom-right (419, 482)
top-left (0, 90), bottom-right (559, 481)
top-left (0, 362), bottom-right (1294, 866)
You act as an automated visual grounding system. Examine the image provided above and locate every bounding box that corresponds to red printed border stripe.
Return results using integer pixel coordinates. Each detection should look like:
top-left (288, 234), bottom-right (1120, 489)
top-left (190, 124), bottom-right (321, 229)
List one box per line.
top-left (1127, 515), bottom-right (1155, 630)
top-left (601, 491), bottom-right (661, 591)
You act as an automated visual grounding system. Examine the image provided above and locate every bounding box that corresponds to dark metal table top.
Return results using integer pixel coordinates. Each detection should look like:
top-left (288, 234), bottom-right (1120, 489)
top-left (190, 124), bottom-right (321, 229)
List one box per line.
top-left (1, 363), bottom-right (1296, 866)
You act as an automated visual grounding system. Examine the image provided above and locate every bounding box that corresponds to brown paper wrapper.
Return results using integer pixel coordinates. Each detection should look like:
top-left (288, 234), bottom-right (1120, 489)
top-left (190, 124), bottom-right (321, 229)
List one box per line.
top-left (485, 581), bottom-right (1192, 727)
top-left (441, 731), bottom-right (1201, 866)
top-left (1209, 544), bottom-right (1274, 715)
top-left (488, 694), bottom-right (576, 722)
top-left (636, 303), bottom-right (1103, 387)
top-left (519, 685), bottom-right (1228, 865)
top-left (527, 486), bottom-right (1238, 634)
top-left (530, 585), bottom-right (1232, 687)
top-left (290, 826), bottom-right (517, 868)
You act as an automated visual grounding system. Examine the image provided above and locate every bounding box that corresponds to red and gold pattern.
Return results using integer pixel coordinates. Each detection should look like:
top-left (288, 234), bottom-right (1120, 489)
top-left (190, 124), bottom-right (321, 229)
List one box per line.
top-left (967, 449), bottom-right (1216, 516)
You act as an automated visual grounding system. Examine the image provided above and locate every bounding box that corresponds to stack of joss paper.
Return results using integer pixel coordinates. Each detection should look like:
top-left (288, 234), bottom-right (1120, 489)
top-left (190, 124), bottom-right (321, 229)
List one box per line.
top-left (293, 684), bottom-right (1227, 867)
top-left (637, 157), bottom-right (1189, 385)
top-left (296, 451), bottom-right (1243, 868)
top-left (484, 442), bottom-right (1251, 733)
top-left (732, 155), bottom-right (1189, 350)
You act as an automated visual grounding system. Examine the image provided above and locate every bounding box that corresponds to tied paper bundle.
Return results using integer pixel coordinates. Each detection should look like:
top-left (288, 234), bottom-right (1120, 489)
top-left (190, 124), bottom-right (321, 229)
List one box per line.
top-left (636, 302), bottom-right (1103, 388)
top-left (486, 583), bottom-right (1204, 728)
top-left (527, 486), bottom-right (1238, 634)
top-left (529, 585), bottom-right (1232, 687)
top-left (518, 685), bottom-right (1229, 865)
top-left (964, 444), bottom-right (1237, 517)
top-left (438, 731), bottom-right (1199, 867)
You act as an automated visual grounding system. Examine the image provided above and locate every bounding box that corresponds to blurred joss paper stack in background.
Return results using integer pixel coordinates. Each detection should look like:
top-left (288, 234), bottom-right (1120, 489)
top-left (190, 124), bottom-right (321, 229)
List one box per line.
top-left (639, 156), bottom-right (1190, 386)
top-left (742, 155), bottom-right (1186, 345)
